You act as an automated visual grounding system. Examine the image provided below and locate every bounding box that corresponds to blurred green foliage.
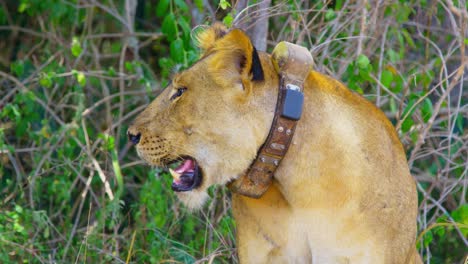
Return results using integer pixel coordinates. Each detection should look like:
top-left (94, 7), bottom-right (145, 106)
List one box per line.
top-left (0, 0), bottom-right (466, 263)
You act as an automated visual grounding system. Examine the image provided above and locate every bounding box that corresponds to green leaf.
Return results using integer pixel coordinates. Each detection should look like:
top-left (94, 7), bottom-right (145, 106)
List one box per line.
top-left (401, 98), bottom-right (416, 133)
top-left (3, 104), bottom-right (21, 119)
top-left (174, 0), bottom-right (189, 12)
top-left (18, 2), bottom-right (29, 13)
top-left (389, 97), bottom-right (397, 114)
top-left (401, 29), bottom-right (416, 48)
top-left (110, 42), bottom-right (122, 53)
top-left (401, 118), bottom-right (414, 133)
top-left (434, 225), bottom-right (445, 237)
top-left (0, 9), bottom-right (6, 25)
top-left (325, 9), bottom-right (336, 21)
top-left (99, 133), bottom-right (115, 151)
top-left (387, 49), bottom-right (399, 63)
top-left (108, 66), bottom-right (116, 77)
top-left (451, 204), bottom-right (468, 224)
top-left (395, 5), bottom-right (413, 23)
top-left (43, 226), bottom-right (50, 239)
top-left (13, 221), bottom-right (25, 234)
top-left (170, 38), bottom-right (184, 63)
top-left (158, 57), bottom-right (174, 78)
top-left (125, 61), bottom-right (134, 72)
top-left (422, 230), bottom-right (433, 248)
top-left (156, 0), bottom-right (170, 18)
top-left (356, 54), bottom-right (370, 69)
top-left (421, 98), bottom-right (433, 123)
top-left (194, 0), bottom-right (203, 10)
top-left (391, 74), bottom-right (404, 93)
top-left (11, 60), bottom-right (24, 77)
top-left (401, 99), bottom-right (416, 133)
top-left (39, 74), bottom-right (52, 88)
top-left (75, 71), bottom-right (86, 86)
top-left (178, 18), bottom-right (191, 39)
top-left (402, 99), bottom-right (416, 115)
top-left (15, 205), bottom-right (23, 214)
top-left (223, 13), bottom-right (234, 28)
top-left (358, 67), bottom-right (372, 81)
top-left (186, 50), bottom-right (198, 65)
top-left (334, 0), bottom-right (344, 10)
top-left (162, 14), bottom-right (177, 41)
top-left (220, 0), bottom-right (231, 9)
top-left (380, 69), bottom-right (393, 88)
top-left (71, 37), bottom-right (82, 57)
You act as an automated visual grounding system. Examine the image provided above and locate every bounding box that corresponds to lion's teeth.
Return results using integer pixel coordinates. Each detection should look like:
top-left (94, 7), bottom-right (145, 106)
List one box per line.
top-left (169, 168), bottom-right (181, 181)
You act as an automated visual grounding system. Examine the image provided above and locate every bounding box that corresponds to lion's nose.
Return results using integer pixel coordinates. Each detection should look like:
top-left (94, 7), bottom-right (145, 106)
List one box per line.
top-left (127, 130), bottom-right (141, 145)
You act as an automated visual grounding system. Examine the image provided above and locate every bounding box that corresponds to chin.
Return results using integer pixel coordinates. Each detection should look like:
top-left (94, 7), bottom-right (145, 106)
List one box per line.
top-left (175, 189), bottom-right (210, 211)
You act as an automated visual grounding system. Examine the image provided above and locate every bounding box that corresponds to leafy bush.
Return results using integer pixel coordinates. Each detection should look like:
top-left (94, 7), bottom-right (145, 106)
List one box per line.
top-left (0, 0), bottom-right (466, 263)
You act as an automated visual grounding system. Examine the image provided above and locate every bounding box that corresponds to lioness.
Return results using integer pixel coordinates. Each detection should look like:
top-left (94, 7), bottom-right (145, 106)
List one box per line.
top-left (128, 24), bottom-right (421, 263)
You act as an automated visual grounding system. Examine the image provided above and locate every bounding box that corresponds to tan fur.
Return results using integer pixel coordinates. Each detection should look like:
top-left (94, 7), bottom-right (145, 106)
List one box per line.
top-left (128, 24), bottom-right (421, 263)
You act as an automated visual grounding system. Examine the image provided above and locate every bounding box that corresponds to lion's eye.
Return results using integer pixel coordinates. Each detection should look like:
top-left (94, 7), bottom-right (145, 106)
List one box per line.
top-left (170, 87), bottom-right (187, 100)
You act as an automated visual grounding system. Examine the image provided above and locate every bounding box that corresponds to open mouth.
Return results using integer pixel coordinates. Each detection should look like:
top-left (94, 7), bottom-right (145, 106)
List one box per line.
top-left (168, 157), bottom-right (202, 192)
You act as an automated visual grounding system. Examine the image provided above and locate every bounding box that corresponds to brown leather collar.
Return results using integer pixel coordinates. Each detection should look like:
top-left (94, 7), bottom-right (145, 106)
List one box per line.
top-left (228, 42), bottom-right (313, 198)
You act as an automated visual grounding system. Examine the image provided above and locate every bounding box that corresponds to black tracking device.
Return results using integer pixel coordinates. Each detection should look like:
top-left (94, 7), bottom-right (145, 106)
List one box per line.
top-left (281, 84), bottom-right (304, 121)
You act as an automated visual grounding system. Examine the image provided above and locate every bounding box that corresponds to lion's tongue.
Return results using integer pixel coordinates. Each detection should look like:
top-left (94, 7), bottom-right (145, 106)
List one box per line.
top-left (169, 158), bottom-right (201, 192)
top-left (175, 159), bottom-right (195, 174)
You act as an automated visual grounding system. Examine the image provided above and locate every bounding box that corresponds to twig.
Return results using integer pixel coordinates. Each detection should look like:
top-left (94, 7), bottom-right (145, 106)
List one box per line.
top-left (356, 0), bottom-right (368, 56)
top-left (62, 171), bottom-right (92, 261)
top-left (84, 32), bottom-right (162, 40)
top-left (125, 230), bottom-right (137, 264)
top-left (417, 183), bottom-right (468, 246)
top-left (81, 118), bottom-right (115, 200)
top-left (408, 48), bottom-right (467, 167)
top-left (29, 126), bottom-right (69, 208)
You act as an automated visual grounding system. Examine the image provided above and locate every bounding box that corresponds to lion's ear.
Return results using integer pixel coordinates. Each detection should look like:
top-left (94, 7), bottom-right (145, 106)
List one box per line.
top-left (206, 28), bottom-right (264, 91)
top-left (194, 23), bottom-right (228, 52)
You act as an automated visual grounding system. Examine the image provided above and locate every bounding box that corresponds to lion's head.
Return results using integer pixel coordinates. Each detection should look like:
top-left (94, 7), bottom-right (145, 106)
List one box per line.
top-left (128, 24), bottom-right (279, 209)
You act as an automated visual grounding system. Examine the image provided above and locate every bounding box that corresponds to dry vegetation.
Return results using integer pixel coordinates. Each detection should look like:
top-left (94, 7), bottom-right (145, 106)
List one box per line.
top-left (0, 0), bottom-right (466, 263)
